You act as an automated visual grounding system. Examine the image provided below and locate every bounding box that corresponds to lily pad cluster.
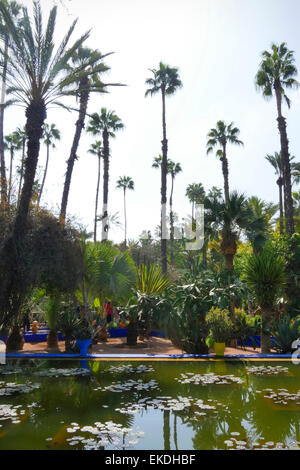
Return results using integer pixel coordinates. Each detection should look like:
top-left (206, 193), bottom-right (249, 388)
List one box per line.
top-left (47, 421), bottom-right (145, 450)
top-left (0, 366), bottom-right (23, 376)
top-left (34, 368), bottom-right (90, 378)
top-left (224, 433), bottom-right (300, 450)
top-left (261, 388), bottom-right (300, 406)
top-left (94, 378), bottom-right (159, 393)
top-left (0, 381), bottom-right (40, 396)
top-left (175, 372), bottom-right (243, 385)
top-left (246, 365), bottom-right (289, 376)
top-left (115, 395), bottom-right (223, 416)
top-left (0, 404), bottom-right (25, 425)
top-left (108, 364), bottom-right (155, 374)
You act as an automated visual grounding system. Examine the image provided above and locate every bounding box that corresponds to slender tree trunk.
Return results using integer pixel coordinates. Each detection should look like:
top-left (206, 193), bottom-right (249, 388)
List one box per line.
top-left (17, 138), bottom-right (25, 205)
top-left (94, 153), bottom-right (101, 243)
top-left (38, 141), bottom-right (50, 207)
top-left (170, 174), bottom-right (174, 264)
top-left (261, 306), bottom-right (272, 353)
top-left (221, 143), bottom-right (230, 204)
top-left (173, 414), bottom-right (178, 450)
top-left (102, 127), bottom-right (110, 241)
top-left (161, 86), bottom-right (168, 274)
top-left (123, 187), bottom-right (127, 246)
top-left (277, 177), bottom-right (284, 234)
top-left (60, 77), bottom-right (89, 224)
top-left (0, 38), bottom-right (8, 210)
top-left (274, 84), bottom-right (294, 237)
top-left (7, 147), bottom-right (13, 205)
top-left (0, 99), bottom-right (46, 327)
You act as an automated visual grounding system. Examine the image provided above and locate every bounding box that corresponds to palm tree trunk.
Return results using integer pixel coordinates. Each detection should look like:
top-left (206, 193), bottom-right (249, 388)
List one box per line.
top-left (94, 153), bottom-right (101, 243)
top-left (170, 174), bottom-right (174, 264)
top-left (8, 147), bottom-right (13, 205)
top-left (123, 187), bottom-right (127, 246)
top-left (38, 141), bottom-right (50, 207)
top-left (0, 99), bottom-right (46, 327)
top-left (275, 85), bottom-right (294, 237)
top-left (0, 37), bottom-right (8, 210)
top-left (102, 127), bottom-right (109, 241)
top-left (17, 138), bottom-right (25, 205)
top-left (277, 178), bottom-right (284, 234)
top-left (161, 86), bottom-right (168, 274)
top-left (221, 144), bottom-right (230, 204)
top-left (60, 77), bottom-right (89, 224)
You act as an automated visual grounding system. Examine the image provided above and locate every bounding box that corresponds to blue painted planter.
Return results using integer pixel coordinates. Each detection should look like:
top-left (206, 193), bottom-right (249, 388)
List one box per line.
top-left (76, 339), bottom-right (92, 356)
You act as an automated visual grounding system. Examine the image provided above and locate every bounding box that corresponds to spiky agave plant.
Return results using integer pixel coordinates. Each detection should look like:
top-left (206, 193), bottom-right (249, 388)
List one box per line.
top-left (242, 246), bottom-right (286, 353)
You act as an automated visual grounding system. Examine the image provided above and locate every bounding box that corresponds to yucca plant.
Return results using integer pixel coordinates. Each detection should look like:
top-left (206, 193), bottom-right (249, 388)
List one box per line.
top-left (136, 264), bottom-right (169, 294)
top-left (272, 315), bottom-right (300, 353)
top-left (242, 246), bottom-right (286, 353)
top-left (58, 309), bottom-right (82, 352)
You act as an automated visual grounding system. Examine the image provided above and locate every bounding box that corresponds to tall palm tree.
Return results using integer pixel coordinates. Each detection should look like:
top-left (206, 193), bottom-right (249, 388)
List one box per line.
top-left (0, 1), bottom-right (91, 327)
top-left (0, 0), bottom-right (22, 210)
top-left (88, 140), bottom-right (103, 243)
top-left (256, 42), bottom-right (299, 236)
top-left (38, 123), bottom-right (60, 207)
top-left (4, 131), bottom-right (22, 204)
top-left (59, 46), bottom-right (119, 224)
top-left (14, 126), bottom-right (26, 204)
top-left (206, 120), bottom-right (243, 204)
top-left (116, 176), bottom-right (134, 246)
top-left (87, 108), bottom-right (124, 241)
top-left (185, 183), bottom-right (206, 220)
top-left (145, 62), bottom-right (182, 273)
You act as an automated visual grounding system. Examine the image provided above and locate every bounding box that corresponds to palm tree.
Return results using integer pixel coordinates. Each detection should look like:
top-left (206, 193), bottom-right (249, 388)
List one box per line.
top-left (0, 1), bottom-right (91, 327)
top-left (207, 120), bottom-right (243, 204)
top-left (186, 183), bottom-right (206, 220)
top-left (0, 0), bottom-right (22, 210)
top-left (59, 46), bottom-right (117, 224)
top-left (206, 191), bottom-right (266, 270)
top-left (116, 176), bottom-right (134, 246)
top-left (242, 246), bottom-right (286, 353)
top-left (87, 108), bottom-right (124, 241)
top-left (4, 131), bottom-right (22, 204)
top-left (256, 42), bottom-right (299, 236)
top-left (14, 126), bottom-right (26, 204)
top-left (38, 123), bottom-right (61, 207)
top-left (145, 62), bottom-right (182, 273)
top-left (88, 141), bottom-right (103, 243)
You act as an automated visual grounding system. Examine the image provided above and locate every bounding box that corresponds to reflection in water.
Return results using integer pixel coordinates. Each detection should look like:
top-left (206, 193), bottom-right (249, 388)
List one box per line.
top-left (0, 359), bottom-right (299, 450)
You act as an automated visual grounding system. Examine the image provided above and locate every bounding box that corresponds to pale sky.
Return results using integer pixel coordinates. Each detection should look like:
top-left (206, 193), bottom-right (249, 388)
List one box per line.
top-left (5, 0), bottom-right (300, 242)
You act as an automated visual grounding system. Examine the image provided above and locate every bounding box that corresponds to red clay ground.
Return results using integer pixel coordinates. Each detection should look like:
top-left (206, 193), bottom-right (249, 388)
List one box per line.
top-left (9, 337), bottom-right (263, 355)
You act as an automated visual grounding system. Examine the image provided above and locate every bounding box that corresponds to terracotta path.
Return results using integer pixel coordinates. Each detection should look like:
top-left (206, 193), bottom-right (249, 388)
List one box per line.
top-left (9, 337), bottom-right (263, 356)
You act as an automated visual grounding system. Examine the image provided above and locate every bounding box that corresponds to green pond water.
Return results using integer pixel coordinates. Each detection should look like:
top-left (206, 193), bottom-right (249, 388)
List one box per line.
top-left (0, 359), bottom-right (299, 450)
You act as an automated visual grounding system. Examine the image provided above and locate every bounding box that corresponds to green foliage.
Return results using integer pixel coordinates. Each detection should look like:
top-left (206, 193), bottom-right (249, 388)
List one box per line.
top-left (44, 295), bottom-right (62, 331)
top-left (271, 315), bottom-right (300, 353)
top-left (242, 246), bottom-right (286, 308)
top-left (159, 283), bottom-right (210, 354)
top-left (206, 308), bottom-right (234, 343)
top-left (136, 264), bottom-right (169, 294)
top-left (77, 239), bottom-right (136, 308)
top-left (233, 309), bottom-right (258, 348)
